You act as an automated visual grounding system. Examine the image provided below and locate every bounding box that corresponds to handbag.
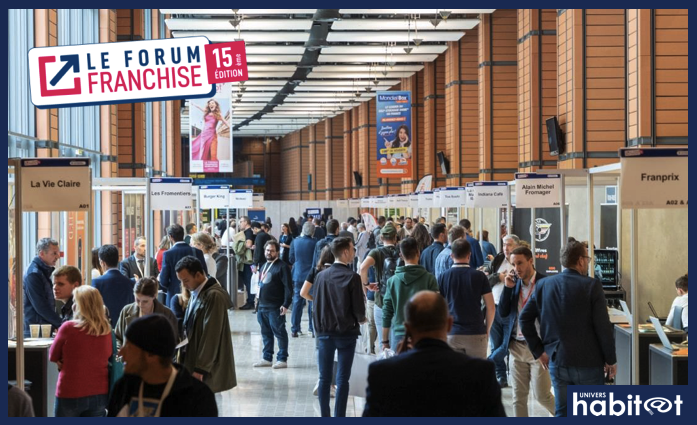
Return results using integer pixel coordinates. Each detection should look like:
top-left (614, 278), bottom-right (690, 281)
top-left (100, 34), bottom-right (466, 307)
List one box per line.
top-left (108, 331), bottom-right (124, 397)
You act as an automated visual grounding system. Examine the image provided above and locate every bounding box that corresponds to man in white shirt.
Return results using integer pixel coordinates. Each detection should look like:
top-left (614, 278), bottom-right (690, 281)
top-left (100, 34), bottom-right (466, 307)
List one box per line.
top-left (666, 274), bottom-right (688, 331)
top-left (347, 217), bottom-right (359, 242)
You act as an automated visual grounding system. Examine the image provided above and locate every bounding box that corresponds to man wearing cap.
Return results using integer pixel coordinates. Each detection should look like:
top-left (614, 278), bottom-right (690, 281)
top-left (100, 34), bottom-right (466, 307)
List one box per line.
top-left (108, 315), bottom-right (217, 417)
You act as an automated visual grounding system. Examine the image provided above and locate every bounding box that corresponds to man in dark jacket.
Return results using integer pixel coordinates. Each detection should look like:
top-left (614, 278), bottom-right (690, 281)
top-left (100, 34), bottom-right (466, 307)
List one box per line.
top-left (289, 222), bottom-right (317, 337)
top-left (419, 223), bottom-right (447, 274)
top-left (253, 240), bottom-right (293, 369)
top-left (363, 291), bottom-right (505, 417)
top-left (252, 222), bottom-right (273, 269)
top-left (109, 315), bottom-right (217, 417)
top-left (23, 238), bottom-right (62, 336)
top-left (498, 247), bottom-right (554, 417)
top-left (51, 266), bottom-right (81, 324)
top-left (119, 236), bottom-right (158, 280)
top-left (312, 218), bottom-right (326, 241)
top-left (459, 219), bottom-right (484, 269)
top-left (520, 241), bottom-right (617, 417)
top-left (93, 245), bottom-right (135, 328)
top-left (159, 224), bottom-right (208, 305)
top-left (313, 237), bottom-right (366, 417)
top-left (311, 219), bottom-right (340, 268)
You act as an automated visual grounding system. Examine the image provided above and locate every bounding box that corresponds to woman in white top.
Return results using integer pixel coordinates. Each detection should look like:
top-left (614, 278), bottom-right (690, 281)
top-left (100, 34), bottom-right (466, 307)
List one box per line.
top-left (191, 232), bottom-right (217, 279)
top-left (90, 247), bottom-right (103, 280)
top-left (666, 274), bottom-right (688, 331)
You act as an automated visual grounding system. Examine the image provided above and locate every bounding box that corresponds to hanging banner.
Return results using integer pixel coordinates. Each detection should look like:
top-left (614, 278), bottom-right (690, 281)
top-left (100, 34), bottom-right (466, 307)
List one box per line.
top-left (229, 189), bottom-right (253, 209)
top-left (349, 198), bottom-right (362, 209)
top-left (387, 195), bottom-right (397, 207)
top-left (514, 173), bottom-right (561, 208)
top-left (150, 178), bottom-right (193, 211)
top-left (409, 193), bottom-right (420, 206)
top-left (415, 174), bottom-right (433, 192)
top-left (199, 185), bottom-right (229, 209)
top-left (439, 187), bottom-right (467, 208)
top-left (376, 91), bottom-right (412, 178)
top-left (619, 148), bottom-right (688, 209)
top-left (360, 198), bottom-right (370, 208)
top-left (20, 158), bottom-right (91, 212)
top-left (337, 199), bottom-right (349, 208)
top-left (189, 83), bottom-right (233, 174)
top-left (472, 181), bottom-right (510, 208)
top-left (513, 207), bottom-right (568, 276)
top-left (418, 191), bottom-right (434, 209)
top-left (361, 212), bottom-right (377, 233)
top-left (465, 183), bottom-right (475, 208)
top-left (252, 193), bottom-right (265, 209)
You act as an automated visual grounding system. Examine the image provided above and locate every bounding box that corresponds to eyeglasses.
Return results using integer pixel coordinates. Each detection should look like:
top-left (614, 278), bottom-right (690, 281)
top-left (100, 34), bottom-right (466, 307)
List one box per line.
top-left (582, 256), bottom-right (592, 261)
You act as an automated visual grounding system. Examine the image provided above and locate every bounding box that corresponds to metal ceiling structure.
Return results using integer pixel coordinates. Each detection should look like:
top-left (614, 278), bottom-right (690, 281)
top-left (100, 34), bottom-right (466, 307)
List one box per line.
top-left (162, 9), bottom-right (495, 138)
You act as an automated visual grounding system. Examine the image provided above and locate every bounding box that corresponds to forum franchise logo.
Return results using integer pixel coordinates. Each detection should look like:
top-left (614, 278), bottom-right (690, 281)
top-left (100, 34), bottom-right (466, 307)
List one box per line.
top-left (571, 387), bottom-right (684, 417)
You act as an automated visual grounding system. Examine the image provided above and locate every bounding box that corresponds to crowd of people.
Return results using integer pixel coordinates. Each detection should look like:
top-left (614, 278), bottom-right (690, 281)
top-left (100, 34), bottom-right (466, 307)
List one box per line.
top-left (13, 212), bottom-right (688, 417)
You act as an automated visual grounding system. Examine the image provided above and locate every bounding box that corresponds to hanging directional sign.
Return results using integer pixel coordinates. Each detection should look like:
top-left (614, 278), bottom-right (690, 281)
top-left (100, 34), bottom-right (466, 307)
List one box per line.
top-left (21, 158), bottom-right (91, 212)
top-left (360, 198), bottom-right (370, 209)
top-left (150, 178), bottom-right (193, 211)
top-left (409, 193), bottom-right (419, 206)
top-left (465, 183), bottom-right (475, 208)
top-left (199, 185), bottom-right (229, 209)
top-left (349, 198), bottom-right (361, 209)
top-left (252, 193), bottom-right (264, 209)
top-left (337, 199), bottom-right (349, 208)
top-left (619, 148), bottom-right (688, 209)
top-left (229, 189), bottom-right (252, 209)
top-left (515, 173), bottom-right (561, 208)
top-left (373, 195), bottom-right (389, 208)
top-left (393, 194), bottom-right (410, 208)
top-left (418, 191), bottom-right (434, 208)
top-left (472, 181), bottom-right (510, 208)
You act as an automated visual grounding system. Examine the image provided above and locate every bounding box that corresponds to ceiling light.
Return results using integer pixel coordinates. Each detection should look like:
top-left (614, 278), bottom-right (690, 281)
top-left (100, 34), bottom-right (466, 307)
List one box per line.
top-left (232, 9), bottom-right (239, 13)
top-left (313, 9), bottom-right (342, 22)
top-left (440, 10), bottom-right (452, 20)
top-left (240, 87), bottom-right (247, 92)
top-left (229, 17), bottom-right (241, 28)
top-left (373, 80), bottom-right (380, 86)
top-left (403, 47), bottom-right (413, 54)
top-left (430, 18), bottom-right (441, 28)
top-left (413, 38), bottom-right (423, 46)
top-left (387, 61), bottom-right (396, 68)
top-left (365, 87), bottom-right (372, 92)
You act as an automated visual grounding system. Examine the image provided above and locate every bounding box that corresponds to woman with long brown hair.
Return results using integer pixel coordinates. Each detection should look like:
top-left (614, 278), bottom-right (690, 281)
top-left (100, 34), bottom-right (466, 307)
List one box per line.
top-left (191, 99), bottom-right (230, 161)
top-left (49, 286), bottom-right (112, 416)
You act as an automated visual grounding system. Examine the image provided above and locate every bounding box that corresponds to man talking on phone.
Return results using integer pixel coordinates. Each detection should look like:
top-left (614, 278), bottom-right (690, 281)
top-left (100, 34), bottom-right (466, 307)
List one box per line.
top-left (497, 247), bottom-right (554, 417)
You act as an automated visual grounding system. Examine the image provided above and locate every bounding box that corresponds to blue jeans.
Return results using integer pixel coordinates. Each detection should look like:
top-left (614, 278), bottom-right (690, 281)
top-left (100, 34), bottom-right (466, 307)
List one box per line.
top-left (55, 394), bottom-right (108, 417)
top-left (488, 309), bottom-right (510, 382)
top-left (291, 281), bottom-right (306, 334)
top-left (257, 307), bottom-right (289, 362)
top-left (318, 336), bottom-right (357, 417)
top-left (308, 301), bottom-right (314, 333)
top-left (549, 364), bottom-right (605, 417)
top-left (239, 264), bottom-right (254, 304)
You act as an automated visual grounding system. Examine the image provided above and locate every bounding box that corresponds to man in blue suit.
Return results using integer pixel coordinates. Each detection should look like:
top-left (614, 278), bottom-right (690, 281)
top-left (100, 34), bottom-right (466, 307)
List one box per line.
top-left (289, 222), bottom-right (317, 337)
top-left (520, 241), bottom-right (616, 417)
top-left (159, 224), bottom-right (208, 305)
top-left (498, 247), bottom-right (554, 417)
top-left (459, 219), bottom-right (484, 269)
top-left (363, 291), bottom-right (505, 417)
top-left (92, 245), bottom-right (135, 328)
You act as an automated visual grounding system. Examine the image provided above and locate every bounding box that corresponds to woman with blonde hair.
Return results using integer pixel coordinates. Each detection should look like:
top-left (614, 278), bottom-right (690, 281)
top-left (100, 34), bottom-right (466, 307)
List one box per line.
top-left (155, 235), bottom-right (171, 272)
top-left (191, 232), bottom-right (217, 278)
top-left (49, 286), bottom-right (112, 417)
top-left (169, 284), bottom-right (191, 339)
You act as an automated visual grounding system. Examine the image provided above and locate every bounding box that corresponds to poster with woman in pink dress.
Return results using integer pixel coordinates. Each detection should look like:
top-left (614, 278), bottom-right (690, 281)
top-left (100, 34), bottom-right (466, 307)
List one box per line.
top-left (189, 83), bottom-right (232, 173)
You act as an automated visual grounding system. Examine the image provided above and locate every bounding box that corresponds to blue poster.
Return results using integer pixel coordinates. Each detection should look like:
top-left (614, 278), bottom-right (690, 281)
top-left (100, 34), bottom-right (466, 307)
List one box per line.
top-left (376, 91), bottom-right (412, 179)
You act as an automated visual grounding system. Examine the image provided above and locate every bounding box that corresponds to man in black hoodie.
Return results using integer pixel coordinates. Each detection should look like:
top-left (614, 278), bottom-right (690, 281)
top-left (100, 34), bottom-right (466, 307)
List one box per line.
top-left (108, 315), bottom-right (217, 417)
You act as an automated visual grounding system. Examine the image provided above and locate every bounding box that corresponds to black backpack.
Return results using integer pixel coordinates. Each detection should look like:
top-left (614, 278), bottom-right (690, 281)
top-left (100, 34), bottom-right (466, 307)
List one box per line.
top-left (378, 245), bottom-right (402, 297)
top-left (367, 231), bottom-right (377, 250)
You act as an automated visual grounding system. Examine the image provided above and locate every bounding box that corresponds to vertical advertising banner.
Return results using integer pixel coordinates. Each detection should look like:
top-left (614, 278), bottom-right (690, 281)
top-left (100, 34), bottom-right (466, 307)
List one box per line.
top-left (189, 83), bottom-right (232, 174)
top-left (513, 207), bottom-right (568, 276)
top-left (376, 91), bottom-right (412, 178)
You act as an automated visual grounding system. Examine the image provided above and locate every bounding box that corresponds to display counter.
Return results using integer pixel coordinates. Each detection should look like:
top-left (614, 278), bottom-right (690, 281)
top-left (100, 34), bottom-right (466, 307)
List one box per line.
top-left (8, 339), bottom-right (58, 417)
top-left (614, 324), bottom-right (685, 385)
top-left (649, 344), bottom-right (688, 385)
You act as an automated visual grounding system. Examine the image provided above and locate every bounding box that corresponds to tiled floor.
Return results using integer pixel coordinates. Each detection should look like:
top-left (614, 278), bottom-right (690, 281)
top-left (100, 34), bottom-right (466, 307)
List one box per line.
top-left (217, 309), bottom-right (552, 417)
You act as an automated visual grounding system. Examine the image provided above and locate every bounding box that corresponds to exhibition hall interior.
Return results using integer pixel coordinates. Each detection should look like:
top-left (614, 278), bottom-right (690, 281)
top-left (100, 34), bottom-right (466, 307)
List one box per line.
top-left (7, 8), bottom-right (688, 418)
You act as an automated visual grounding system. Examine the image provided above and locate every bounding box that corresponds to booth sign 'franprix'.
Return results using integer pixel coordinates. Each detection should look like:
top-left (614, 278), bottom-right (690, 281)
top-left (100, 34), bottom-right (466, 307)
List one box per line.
top-left (28, 37), bottom-right (248, 109)
top-left (619, 148), bottom-right (688, 209)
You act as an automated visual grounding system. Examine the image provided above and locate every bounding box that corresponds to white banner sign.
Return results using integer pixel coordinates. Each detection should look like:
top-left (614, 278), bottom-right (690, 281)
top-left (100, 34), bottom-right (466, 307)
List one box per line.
top-left (619, 148), bottom-right (688, 209)
top-left (20, 158), bottom-right (91, 212)
top-left (229, 189), bottom-right (252, 209)
top-left (409, 193), bottom-right (419, 206)
top-left (393, 194), bottom-right (410, 208)
top-left (199, 185), bottom-right (229, 209)
top-left (387, 195), bottom-right (397, 207)
top-left (360, 198), bottom-right (370, 208)
top-left (465, 184), bottom-right (474, 208)
top-left (150, 178), bottom-right (193, 211)
top-left (418, 191), bottom-right (434, 208)
top-left (337, 199), bottom-right (349, 208)
top-left (472, 182), bottom-right (510, 208)
top-left (252, 193), bottom-right (264, 209)
top-left (515, 173), bottom-right (561, 208)
top-left (439, 187), bottom-right (467, 208)
top-left (349, 198), bottom-right (362, 209)
top-left (374, 196), bottom-right (389, 208)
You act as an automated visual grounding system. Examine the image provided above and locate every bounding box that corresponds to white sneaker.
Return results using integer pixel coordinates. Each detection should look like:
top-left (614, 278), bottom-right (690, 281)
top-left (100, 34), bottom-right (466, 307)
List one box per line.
top-left (313, 380), bottom-right (319, 396)
top-left (272, 361), bottom-right (288, 369)
top-left (253, 359), bottom-right (272, 368)
top-left (330, 385), bottom-right (336, 398)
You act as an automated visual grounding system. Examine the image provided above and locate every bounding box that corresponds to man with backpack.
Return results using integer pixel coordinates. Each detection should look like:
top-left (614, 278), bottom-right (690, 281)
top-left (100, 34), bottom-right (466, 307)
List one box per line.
top-left (360, 222), bottom-right (402, 345)
top-left (311, 219), bottom-right (340, 270)
top-left (381, 237), bottom-right (439, 351)
top-left (372, 216), bottom-right (386, 248)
